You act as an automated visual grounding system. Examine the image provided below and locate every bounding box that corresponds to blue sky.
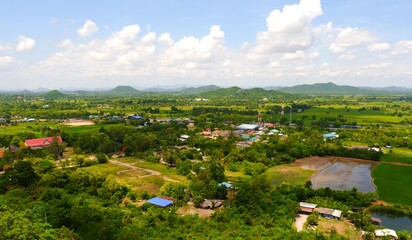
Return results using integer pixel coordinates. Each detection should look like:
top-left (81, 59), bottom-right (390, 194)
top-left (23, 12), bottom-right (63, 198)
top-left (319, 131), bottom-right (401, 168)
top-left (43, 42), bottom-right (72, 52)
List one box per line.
top-left (1, 0), bottom-right (412, 89)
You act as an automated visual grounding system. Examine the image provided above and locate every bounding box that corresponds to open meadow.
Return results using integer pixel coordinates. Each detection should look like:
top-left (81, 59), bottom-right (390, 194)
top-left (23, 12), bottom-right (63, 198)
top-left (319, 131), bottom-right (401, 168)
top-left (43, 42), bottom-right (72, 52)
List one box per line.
top-left (264, 165), bottom-right (314, 186)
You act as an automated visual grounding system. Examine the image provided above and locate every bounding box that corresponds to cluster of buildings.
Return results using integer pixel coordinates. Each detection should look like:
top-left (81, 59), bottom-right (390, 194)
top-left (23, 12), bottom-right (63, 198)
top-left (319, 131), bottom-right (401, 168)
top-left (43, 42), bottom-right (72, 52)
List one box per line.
top-left (299, 202), bottom-right (342, 220)
top-left (299, 202), bottom-right (400, 239)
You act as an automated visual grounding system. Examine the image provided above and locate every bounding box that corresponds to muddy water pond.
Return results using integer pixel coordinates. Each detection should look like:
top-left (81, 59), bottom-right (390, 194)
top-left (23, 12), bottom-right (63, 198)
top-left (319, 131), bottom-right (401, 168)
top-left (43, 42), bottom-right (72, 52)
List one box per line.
top-left (294, 157), bottom-right (377, 193)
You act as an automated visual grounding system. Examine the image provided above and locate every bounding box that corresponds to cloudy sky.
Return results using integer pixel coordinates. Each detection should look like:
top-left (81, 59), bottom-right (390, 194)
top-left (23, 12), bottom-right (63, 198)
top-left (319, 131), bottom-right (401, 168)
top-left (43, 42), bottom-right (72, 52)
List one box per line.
top-left (1, 0), bottom-right (412, 90)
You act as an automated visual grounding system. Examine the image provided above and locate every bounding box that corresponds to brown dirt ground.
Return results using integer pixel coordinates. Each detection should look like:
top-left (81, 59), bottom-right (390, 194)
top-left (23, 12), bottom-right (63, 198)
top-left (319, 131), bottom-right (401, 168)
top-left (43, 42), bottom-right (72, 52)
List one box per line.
top-left (63, 119), bottom-right (95, 126)
top-left (317, 218), bottom-right (361, 240)
top-left (176, 202), bottom-right (215, 218)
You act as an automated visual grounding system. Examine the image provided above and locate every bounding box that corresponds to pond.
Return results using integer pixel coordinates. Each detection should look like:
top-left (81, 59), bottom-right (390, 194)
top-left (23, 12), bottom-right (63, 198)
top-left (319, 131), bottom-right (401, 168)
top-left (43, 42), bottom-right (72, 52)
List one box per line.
top-left (310, 161), bottom-right (375, 193)
top-left (372, 212), bottom-right (412, 233)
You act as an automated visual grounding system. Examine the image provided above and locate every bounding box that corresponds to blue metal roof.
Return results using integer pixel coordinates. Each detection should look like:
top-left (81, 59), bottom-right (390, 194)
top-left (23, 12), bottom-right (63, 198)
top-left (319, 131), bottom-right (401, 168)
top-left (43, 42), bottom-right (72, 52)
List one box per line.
top-left (323, 133), bottom-right (337, 138)
top-left (218, 182), bottom-right (232, 188)
top-left (147, 197), bottom-right (173, 207)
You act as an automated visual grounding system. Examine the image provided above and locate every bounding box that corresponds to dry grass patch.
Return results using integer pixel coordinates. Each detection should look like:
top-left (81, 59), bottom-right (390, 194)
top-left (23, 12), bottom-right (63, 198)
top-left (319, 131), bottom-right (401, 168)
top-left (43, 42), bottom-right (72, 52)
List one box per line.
top-left (317, 218), bottom-right (360, 240)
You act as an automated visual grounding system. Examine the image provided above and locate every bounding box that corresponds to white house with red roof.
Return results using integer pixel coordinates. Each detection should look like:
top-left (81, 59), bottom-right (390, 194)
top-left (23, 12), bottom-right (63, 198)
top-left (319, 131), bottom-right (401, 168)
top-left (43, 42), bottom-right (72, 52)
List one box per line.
top-left (25, 136), bottom-right (63, 149)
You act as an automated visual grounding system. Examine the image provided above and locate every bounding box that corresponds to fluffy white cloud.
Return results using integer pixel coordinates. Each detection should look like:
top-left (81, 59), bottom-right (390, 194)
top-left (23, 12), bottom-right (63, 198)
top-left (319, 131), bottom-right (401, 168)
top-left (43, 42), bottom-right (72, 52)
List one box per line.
top-left (0, 56), bottom-right (14, 65)
top-left (252, 0), bottom-right (322, 57)
top-left (368, 42), bottom-right (390, 52)
top-left (0, 43), bottom-right (13, 52)
top-left (106, 25), bottom-right (140, 49)
top-left (163, 25), bottom-right (224, 62)
top-left (16, 35), bottom-right (35, 51)
top-left (391, 40), bottom-right (412, 55)
top-left (77, 20), bottom-right (99, 37)
top-left (363, 63), bottom-right (392, 69)
top-left (58, 39), bottom-right (74, 48)
top-left (329, 27), bottom-right (376, 53)
top-left (283, 50), bottom-right (305, 60)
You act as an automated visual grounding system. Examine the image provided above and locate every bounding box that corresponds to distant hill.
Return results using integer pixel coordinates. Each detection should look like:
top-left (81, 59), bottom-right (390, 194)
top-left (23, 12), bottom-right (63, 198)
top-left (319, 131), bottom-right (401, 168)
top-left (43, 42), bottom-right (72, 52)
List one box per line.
top-left (201, 86), bottom-right (285, 99)
top-left (178, 85), bottom-right (221, 94)
top-left (43, 90), bottom-right (67, 99)
top-left (278, 82), bottom-right (378, 95)
top-left (110, 86), bottom-right (139, 94)
top-left (360, 86), bottom-right (412, 93)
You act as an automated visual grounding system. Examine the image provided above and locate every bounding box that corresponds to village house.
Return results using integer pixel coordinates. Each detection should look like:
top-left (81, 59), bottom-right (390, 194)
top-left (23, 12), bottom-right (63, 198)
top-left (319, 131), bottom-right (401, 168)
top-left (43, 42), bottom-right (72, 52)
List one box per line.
top-left (25, 136), bottom-right (63, 150)
top-left (315, 207), bottom-right (342, 220)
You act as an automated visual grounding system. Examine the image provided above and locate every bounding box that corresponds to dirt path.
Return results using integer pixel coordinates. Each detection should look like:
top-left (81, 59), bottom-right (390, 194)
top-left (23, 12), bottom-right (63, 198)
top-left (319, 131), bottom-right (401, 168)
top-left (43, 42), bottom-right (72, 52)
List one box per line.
top-left (109, 159), bottom-right (179, 182)
top-left (382, 161), bottom-right (412, 166)
top-left (294, 214), bottom-right (309, 232)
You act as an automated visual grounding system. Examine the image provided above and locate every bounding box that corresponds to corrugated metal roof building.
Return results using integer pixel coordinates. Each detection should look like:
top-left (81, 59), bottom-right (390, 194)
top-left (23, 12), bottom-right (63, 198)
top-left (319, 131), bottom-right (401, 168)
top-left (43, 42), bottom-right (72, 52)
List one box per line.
top-left (147, 197), bottom-right (173, 207)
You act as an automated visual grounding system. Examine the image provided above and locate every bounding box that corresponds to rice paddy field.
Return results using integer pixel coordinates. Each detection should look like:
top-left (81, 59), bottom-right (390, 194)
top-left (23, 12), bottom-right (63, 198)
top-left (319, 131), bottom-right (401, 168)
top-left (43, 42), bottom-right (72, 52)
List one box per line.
top-left (372, 163), bottom-right (412, 205)
top-left (381, 148), bottom-right (412, 164)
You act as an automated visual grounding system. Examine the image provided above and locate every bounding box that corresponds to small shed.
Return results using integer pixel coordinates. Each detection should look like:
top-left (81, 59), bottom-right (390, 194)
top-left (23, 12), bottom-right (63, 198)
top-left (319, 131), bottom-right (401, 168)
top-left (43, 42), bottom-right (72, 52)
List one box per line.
top-left (375, 229), bottom-right (398, 239)
top-left (146, 197), bottom-right (173, 207)
top-left (200, 199), bottom-right (224, 209)
top-left (371, 217), bottom-right (382, 225)
top-left (299, 202), bottom-right (317, 214)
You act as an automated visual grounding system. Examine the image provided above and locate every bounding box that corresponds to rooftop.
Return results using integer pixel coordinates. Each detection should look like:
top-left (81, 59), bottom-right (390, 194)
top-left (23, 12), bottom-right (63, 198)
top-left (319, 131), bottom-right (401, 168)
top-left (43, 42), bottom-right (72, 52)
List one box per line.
top-left (147, 197), bottom-right (173, 207)
top-left (299, 202), bottom-right (317, 209)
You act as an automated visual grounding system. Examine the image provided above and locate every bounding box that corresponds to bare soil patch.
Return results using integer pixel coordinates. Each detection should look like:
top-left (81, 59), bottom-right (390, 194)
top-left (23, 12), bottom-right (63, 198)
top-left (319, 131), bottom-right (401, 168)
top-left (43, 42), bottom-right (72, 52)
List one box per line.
top-left (63, 119), bottom-right (95, 126)
top-left (293, 214), bottom-right (309, 232)
top-left (177, 202), bottom-right (215, 218)
top-left (317, 218), bottom-right (361, 239)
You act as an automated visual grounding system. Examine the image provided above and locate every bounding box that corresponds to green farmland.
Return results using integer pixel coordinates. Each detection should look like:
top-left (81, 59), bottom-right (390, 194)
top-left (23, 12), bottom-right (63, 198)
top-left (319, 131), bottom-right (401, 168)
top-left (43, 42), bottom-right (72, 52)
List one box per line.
top-left (373, 163), bottom-right (412, 205)
top-left (381, 148), bottom-right (412, 164)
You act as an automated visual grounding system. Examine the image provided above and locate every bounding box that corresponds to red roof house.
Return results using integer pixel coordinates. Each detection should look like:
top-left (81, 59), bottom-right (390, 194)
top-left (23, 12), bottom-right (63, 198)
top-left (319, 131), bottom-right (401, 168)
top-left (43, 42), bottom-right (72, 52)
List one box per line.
top-left (0, 148), bottom-right (4, 158)
top-left (25, 136), bottom-right (63, 149)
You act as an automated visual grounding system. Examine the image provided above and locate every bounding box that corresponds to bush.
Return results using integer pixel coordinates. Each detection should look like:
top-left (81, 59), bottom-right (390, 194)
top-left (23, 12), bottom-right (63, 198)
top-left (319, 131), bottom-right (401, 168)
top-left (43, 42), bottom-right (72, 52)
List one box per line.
top-left (96, 153), bottom-right (108, 164)
top-left (307, 212), bottom-right (319, 226)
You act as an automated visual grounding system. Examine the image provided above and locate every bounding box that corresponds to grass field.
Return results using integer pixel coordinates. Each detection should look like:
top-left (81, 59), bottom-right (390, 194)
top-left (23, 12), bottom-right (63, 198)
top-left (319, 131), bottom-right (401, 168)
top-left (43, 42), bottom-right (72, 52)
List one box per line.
top-left (81, 163), bottom-right (129, 175)
top-left (381, 148), bottom-right (412, 164)
top-left (115, 157), bottom-right (189, 183)
top-left (264, 165), bottom-right (314, 186)
top-left (317, 218), bottom-right (360, 239)
top-left (225, 170), bottom-right (252, 182)
top-left (0, 122), bottom-right (61, 135)
top-left (301, 107), bottom-right (407, 125)
top-left (372, 163), bottom-right (412, 205)
top-left (62, 123), bottom-right (123, 135)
